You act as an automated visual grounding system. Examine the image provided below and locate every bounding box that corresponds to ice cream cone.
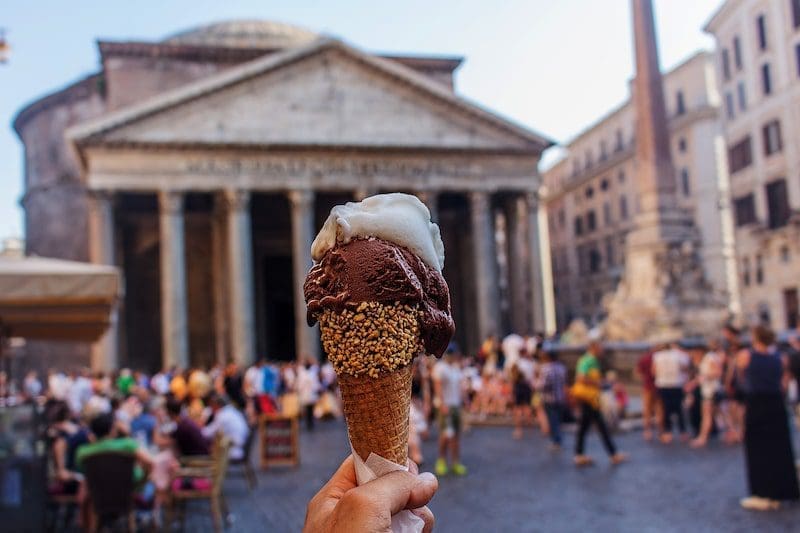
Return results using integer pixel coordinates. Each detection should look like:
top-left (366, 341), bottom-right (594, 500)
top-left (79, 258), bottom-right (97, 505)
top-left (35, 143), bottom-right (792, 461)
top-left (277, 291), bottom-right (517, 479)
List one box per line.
top-left (318, 301), bottom-right (421, 465)
top-left (337, 367), bottom-right (412, 465)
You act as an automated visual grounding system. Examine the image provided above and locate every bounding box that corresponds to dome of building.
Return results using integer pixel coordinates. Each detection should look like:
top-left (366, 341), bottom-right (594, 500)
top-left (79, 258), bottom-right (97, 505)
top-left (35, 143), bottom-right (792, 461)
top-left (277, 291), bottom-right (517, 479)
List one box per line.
top-left (164, 20), bottom-right (319, 49)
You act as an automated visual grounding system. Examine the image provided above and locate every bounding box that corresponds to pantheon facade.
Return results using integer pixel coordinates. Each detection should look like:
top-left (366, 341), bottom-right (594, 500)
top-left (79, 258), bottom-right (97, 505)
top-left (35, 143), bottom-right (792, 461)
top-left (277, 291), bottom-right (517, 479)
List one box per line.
top-left (15, 21), bottom-right (555, 372)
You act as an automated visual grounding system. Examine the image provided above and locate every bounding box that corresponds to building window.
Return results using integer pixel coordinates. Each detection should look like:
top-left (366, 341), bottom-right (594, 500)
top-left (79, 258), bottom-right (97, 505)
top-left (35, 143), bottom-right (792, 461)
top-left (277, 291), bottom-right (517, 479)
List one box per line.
top-left (572, 160), bottom-right (580, 177)
top-left (762, 120), bottom-right (783, 155)
top-left (618, 170), bottom-right (625, 183)
top-left (737, 81), bottom-right (747, 111)
top-left (574, 216), bottom-right (583, 236)
top-left (600, 140), bottom-right (608, 161)
top-left (586, 186), bottom-right (594, 198)
top-left (722, 48), bottom-right (731, 81)
top-left (586, 210), bottom-right (597, 232)
top-left (619, 196), bottom-right (629, 220)
top-left (725, 92), bottom-right (735, 119)
top-left (600, 178), bottom-right (609, 191)
top-left (742, 257), bottom-right (751, 287)
top-left (756, 15), bottom-right (767, 50)
top-left (589, 249), bottom-right (602, 274)
top-left (755, 254), bottom-right (764, 285)
top-left (734, 194), bottom-right (757, 226)
top-left (675, 90), bottom-right (686, 115)
top-left (733, 36), bottom-right (743, 70)
top-left (678, 137), bottom-right (687, 153)
top-left (680, 168), bottom-right (690, 196)
top-left (780, 245), bottom-right (791, 263)
top-left (558, 208), bottom-right (566, 228)
top-left (766, 179), bottom-right (791, 229)
top-left (793, 0), bottom-right (800, 28)
top-left (615, 129), bottom-right (624, 151)
top-left (796, 44), bottom-right (800, 78)
top-left (605, 237), bottom-right (614, 267)
top-left (603, 202), bottom-right (611, 225)
top-left (585, 150), bottom-right (593, 169)
top-left (761, 63), bottom-right (772, 95)
top-left (728, 136), bottom-right (753, 173)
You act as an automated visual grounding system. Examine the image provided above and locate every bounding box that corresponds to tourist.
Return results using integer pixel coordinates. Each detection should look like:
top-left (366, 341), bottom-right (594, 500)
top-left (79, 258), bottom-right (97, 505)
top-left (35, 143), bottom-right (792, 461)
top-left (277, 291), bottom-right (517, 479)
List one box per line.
top-left (116, 368), bottom-right (135, 396)
top-left (244, 360), bottom-right (264, 400)
top-left (169, 369), bottom-right (187, 401)
top-left (690, 340), bottom-right (724, 447)
top-left (202, 393), bottom-right (250, 460)
top-left (223, 363), bottom-right (246, 409)
top-left (737, 325), bottom-right (799, 510)
top-left (722, 325), bottom-right (745, 443)
top-left (131, 395), bottom-right (158, 448)
top-left (304, 455), bottom-right (437, 533)
top-left (636, 349), bottom-right (661, 440)
top-left (159, 396), bottom-right (210, 456)
top-left (297, 359), bottom-right (321, 431)
top-left (23, 370), bottom-right (42, 399)
top-left (652, 341), bottom-right (690, 444)
top-left (433, 343), bottom-right (467, 476)
top-left (571, 340), bottom-right (626, 466)
top-left (510, 363), bottom-right (532, 439)
top-left (47, 401), bottom-right (89, 496)
top-left (538, 348), bottom-right (567, 450)
top-left (150, 368), bottom-right (170, 396)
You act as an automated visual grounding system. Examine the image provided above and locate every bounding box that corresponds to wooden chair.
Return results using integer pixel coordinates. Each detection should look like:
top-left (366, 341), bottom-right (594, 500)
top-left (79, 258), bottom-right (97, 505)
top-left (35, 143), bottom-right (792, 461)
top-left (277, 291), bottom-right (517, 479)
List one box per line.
top-left (169, 436), bottom-right (231, 533)
top-left (82, 452), bottom-right (137, 532)
top-left (228, 425), bottom-right (258, 490)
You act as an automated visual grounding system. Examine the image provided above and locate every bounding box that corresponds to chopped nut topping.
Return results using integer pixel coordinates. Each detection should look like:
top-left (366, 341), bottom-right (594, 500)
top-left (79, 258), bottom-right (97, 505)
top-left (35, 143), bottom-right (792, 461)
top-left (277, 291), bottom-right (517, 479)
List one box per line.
top-left (318, 301), bottom-right (423, 377)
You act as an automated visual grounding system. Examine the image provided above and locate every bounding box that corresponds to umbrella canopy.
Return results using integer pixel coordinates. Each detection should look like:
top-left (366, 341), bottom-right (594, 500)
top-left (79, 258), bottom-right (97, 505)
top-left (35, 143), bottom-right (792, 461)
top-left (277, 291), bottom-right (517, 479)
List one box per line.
top-left (0, 255), bottom-right (120, 342)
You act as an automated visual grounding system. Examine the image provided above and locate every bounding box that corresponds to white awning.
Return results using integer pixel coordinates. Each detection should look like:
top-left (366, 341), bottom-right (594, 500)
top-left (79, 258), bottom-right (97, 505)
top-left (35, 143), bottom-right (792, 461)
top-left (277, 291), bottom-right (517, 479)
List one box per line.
top-left (0, 255), bottom-right (120, 342)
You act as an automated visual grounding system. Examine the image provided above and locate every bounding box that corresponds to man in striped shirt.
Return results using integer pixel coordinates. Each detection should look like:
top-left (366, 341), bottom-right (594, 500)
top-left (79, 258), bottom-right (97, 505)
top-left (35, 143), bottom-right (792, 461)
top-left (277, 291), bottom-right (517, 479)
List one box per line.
top-left (538, 349), bottom-right (567, 450)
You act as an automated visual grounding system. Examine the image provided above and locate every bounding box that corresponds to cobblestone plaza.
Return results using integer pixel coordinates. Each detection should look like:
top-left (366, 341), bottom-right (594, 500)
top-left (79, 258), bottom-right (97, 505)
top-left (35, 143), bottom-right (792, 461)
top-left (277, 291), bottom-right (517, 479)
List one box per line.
top-left (192, 421), bottom-right (797, 532)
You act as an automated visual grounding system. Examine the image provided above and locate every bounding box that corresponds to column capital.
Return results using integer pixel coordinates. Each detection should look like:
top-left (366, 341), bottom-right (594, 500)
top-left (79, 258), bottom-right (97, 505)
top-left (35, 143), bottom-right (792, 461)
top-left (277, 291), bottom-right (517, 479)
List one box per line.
top-left (354, 187), bottom-right (376, 201)
top-left (87, 189), bottom-right (116, 211)
top-left (158, 190), bottom-right (184, 215)
top-left (221, 189), bottom-right (251, 212)
top-left (288, 189), bottom-right (314, 209)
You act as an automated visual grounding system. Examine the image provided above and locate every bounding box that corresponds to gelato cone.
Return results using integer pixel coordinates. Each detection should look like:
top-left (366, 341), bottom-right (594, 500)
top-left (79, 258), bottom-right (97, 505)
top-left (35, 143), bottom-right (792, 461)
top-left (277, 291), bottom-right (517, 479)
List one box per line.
top-left (304, 193), bottom-right (454, 465)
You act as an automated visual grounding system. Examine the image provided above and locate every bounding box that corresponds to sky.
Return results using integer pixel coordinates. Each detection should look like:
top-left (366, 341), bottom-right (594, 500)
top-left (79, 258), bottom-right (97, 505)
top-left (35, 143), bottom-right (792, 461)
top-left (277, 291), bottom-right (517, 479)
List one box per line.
top-left (0, 0), bottom-right (723, 243)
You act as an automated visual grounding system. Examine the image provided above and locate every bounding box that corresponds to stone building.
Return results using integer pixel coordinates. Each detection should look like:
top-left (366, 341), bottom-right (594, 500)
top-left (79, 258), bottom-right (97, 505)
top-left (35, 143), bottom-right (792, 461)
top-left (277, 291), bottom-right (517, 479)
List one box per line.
top-left (543, 51), bottom-right (739, 330)
top-left (14, 21), bottom-right (555, 371)
top-left (704, 0), bottom-right (800, 330)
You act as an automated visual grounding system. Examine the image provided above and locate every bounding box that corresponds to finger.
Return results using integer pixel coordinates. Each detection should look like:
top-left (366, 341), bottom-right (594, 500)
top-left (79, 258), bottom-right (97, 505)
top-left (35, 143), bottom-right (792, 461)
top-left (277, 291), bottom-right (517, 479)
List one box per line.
top-left (408, 459), bottom-right (419, 475)
top-left (411, 506), bottom-right (435, 533)
top-left (319, 455), bottom-right (358, 497)
top-left (351, 470), bottom-right (438, 515)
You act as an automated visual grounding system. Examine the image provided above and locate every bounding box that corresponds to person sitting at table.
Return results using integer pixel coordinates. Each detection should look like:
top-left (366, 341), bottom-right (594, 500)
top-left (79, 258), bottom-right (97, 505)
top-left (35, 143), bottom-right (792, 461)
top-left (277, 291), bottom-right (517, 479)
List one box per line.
top-left (157, 396), bottom-right (210, 457)
top-left (47, 401), bottom-right (90, 496)
top-left (75, 413), bottom-right (153, 485)
top-left (201, 393), bottom-right (249, 460)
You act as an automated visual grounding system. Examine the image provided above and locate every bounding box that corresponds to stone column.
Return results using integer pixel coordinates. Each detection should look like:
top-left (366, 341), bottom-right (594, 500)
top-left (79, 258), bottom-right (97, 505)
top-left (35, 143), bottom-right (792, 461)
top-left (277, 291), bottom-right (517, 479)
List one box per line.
top-left (505, 195), bottom-right (529, 334)
top-left (223, 189), bottom-right (256, 366)
top-left (211, 199), bottom-right (230, 365)
top-left (289, 190), bottom-right (320, 361)
top-left (158, 190), bottom-right (189, 369)
top-left (469, 191), bottom-right (500, 342)
top-left (415, 191), bottom-right (439, 224)
top-left (525, 191), bottom-right (556, 335)
top-left (87, 190), bottom-right (118, 371)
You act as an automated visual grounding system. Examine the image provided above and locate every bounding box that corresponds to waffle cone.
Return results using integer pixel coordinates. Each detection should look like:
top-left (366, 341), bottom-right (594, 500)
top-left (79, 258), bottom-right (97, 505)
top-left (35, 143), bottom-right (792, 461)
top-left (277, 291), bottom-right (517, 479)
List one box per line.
top-left (337, 366), bottom-right (411, 465)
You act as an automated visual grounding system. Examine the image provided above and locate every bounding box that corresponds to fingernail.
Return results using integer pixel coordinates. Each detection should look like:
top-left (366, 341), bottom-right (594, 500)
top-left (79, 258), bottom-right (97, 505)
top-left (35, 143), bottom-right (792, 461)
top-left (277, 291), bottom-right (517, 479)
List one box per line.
top-left (418, 472), bottom-right (436, 483)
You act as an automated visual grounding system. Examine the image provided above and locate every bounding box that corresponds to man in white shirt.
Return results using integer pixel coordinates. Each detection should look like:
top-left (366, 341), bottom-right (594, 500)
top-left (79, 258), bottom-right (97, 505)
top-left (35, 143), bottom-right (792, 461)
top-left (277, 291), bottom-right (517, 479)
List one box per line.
top-left (652, 342), bottom-right (690, 444)
top-left (202, 394), bottom-right (250, 460)
top-left (433, 343), bottom-right (466, 476)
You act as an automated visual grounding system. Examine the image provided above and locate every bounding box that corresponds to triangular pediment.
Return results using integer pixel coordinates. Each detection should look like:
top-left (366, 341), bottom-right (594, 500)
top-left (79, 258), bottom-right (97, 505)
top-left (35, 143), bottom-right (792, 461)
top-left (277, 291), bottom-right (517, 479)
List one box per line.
top-left (70, 40), bottom-right (551, 153)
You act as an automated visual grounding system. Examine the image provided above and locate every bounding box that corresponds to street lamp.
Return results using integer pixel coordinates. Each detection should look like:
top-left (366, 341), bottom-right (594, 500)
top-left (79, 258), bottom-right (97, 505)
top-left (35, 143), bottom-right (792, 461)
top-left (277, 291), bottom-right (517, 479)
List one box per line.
top-left (0, 29), bottom-right (10, 63)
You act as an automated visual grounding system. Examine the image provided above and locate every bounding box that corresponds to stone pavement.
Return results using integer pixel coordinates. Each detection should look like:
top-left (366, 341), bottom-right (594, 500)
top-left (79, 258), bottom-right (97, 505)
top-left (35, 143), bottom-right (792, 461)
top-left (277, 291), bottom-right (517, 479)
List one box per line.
top-left (188, 420), bottom-right (798, 532)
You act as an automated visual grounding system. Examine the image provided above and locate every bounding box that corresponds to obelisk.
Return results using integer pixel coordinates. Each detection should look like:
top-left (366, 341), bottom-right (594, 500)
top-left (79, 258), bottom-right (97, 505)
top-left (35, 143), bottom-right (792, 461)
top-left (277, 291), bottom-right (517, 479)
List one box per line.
top-left (605, 0), bottom-right (723, 341)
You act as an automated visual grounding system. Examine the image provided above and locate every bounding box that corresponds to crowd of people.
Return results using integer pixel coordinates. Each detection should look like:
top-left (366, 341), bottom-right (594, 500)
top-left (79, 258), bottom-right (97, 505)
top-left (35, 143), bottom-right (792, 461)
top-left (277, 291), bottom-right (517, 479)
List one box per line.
top-left (1, 322), bottom-right (799, 527)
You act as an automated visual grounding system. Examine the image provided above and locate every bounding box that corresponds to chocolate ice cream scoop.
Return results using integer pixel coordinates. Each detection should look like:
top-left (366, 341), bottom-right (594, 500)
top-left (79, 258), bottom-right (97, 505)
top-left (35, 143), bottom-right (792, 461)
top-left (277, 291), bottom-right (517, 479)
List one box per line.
top-left (304, 236), bottom-right (454, 358)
